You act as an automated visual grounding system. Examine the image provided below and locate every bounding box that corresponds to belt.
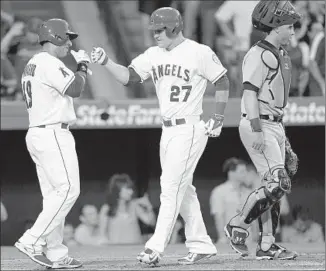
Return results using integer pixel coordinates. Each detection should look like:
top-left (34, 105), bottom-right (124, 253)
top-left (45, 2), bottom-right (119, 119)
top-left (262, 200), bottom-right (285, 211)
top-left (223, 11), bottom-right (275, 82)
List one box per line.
top-left (162, 116), bottom-right (202, 127)
top-left (163, 118), bottom-right (186, 127)
top-left (37, 123), bottom-right (69, 130)
top-left (242, 114), bottom-right (283, 123)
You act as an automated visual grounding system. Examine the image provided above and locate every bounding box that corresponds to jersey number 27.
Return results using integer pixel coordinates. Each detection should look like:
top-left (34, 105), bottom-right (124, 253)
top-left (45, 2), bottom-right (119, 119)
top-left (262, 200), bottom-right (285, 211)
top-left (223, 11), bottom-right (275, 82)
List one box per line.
top-left (170, 85), bottom-right (192, 102)
top-left (22, 80), bottom-right (32, 109)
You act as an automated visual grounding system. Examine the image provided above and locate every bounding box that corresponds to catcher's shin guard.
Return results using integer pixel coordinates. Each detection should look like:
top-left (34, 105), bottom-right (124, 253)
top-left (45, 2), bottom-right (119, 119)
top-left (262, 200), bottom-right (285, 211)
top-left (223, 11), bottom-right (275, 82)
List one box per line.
top-left (271, 201), bottom-right (281, 236)
top-left (234, 187), bottom-right (273, 225)
top-left (231, 168), bottom-right (289, 226)
top-left (257, 201), bottom-right (281, 243)
top-left (237, 187), bottom-right (283, 226)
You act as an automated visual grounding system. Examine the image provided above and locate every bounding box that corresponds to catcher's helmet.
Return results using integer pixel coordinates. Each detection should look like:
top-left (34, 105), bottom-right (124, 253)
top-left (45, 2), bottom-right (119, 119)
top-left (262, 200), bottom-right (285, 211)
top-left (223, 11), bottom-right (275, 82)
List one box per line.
top-left (38, 18), bottom-right (78, 46)
top-left (148, 7), bottom-right (183, 38)
top-left (252, 0), bottom-right (301, 32)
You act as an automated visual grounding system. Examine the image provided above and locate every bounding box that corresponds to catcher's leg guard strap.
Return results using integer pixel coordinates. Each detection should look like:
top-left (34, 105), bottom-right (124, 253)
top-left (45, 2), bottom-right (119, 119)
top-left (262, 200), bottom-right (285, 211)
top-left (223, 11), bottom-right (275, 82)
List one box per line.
top-left (231, 168), bottom-right (288, 227)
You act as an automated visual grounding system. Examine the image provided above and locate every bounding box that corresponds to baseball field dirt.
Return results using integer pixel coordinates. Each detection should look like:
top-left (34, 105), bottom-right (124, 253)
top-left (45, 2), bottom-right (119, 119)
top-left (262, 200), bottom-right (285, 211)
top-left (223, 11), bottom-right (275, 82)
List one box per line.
top-left (1, 243), bottom-right (324, 270)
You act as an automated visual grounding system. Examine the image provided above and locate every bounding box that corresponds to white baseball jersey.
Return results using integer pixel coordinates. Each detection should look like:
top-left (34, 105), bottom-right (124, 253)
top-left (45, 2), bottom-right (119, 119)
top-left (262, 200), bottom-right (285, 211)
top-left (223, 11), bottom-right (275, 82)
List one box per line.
top-left (21, 52), bottom-right (77, 127)
top-left (129, 39), bottom-right (227, 119)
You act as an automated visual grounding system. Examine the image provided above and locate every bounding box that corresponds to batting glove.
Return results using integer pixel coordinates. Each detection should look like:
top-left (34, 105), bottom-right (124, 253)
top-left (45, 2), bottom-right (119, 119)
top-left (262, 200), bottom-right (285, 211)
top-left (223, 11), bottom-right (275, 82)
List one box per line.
top-left (91, 47), bottom-right (108, 65)
top-left (71, 49), bottom-right (90, 64)
top-left (204, 114), bottom-right (224, 138)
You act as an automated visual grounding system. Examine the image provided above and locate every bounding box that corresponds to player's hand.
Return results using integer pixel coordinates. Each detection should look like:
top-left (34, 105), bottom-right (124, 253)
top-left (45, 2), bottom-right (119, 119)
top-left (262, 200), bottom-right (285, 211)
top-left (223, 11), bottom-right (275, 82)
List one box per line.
top-left (71, 49), bottom-right (90, 64)
top-left (91, 47), bottom-right (108, 65)
top-left (204, 114), bottom-right (224, 138)
top-left (252, 131), bottom-right (265, 152)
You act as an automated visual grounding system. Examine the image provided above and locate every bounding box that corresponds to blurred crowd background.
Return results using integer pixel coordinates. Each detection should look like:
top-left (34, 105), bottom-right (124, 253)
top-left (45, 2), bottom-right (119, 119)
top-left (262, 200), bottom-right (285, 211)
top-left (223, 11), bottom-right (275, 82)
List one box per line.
top-left (0, 0), bottom-right (325, 248)
top-left (1, 0), bottom-right (325, 100)
top-left (1, 157), bottom-right (324, 247)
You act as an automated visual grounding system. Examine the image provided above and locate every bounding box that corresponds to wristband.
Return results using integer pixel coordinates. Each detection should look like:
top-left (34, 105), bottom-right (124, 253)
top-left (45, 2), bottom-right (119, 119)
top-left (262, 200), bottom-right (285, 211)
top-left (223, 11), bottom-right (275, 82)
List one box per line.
top-left (77, 62), bottom-right (88, 74)
top-left (214, 114), bottom-right (224, 121)
top-left (250, 118), bottom-right (262, 132)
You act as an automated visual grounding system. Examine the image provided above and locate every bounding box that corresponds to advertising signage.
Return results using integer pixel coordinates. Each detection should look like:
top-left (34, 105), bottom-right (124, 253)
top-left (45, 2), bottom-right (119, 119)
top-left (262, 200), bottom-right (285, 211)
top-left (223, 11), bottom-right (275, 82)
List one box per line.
top-left (1, 97), bottom-right (324, 130)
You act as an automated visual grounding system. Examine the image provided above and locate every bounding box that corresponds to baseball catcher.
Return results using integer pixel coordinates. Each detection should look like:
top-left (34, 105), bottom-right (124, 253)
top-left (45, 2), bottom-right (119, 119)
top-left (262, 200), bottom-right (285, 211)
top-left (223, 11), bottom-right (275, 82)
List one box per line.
top-left (224, 0), bottom-right (301, 260)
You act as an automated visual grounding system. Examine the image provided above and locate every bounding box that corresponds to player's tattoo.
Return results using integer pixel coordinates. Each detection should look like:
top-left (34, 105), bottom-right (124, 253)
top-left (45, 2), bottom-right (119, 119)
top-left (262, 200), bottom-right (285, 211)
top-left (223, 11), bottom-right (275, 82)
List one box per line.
top-left (170, 85), bottom-right (192, 102)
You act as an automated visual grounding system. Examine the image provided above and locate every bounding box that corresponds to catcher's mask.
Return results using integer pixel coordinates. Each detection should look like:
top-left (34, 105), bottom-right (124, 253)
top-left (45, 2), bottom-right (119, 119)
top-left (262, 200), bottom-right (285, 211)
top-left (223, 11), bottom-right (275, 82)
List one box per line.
top-left (252, 0), bottom-right (301, 32)
top-left (38, 18), bottom-right (78, 46)
top-left (148, 7), bottom-right (183, 38)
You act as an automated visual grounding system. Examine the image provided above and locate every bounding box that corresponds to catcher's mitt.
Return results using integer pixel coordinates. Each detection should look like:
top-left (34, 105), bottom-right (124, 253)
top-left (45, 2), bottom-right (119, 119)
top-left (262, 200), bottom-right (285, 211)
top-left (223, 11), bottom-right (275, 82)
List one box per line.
top-left (284, 137), bottom-right (299, 178)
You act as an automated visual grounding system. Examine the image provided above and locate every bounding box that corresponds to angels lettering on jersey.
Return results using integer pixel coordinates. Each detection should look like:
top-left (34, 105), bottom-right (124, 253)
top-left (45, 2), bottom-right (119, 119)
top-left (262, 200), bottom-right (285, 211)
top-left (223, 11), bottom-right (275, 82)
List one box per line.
top-left (129, 39), bottom-right (227, 118)
top-left (151, 64), bottom-right (190, 84)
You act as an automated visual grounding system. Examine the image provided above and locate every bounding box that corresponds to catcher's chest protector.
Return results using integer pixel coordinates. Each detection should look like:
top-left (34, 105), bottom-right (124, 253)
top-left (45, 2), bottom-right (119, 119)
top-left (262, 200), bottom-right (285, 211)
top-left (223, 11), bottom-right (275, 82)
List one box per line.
top-left (256, 40), bottom-right (292, 108)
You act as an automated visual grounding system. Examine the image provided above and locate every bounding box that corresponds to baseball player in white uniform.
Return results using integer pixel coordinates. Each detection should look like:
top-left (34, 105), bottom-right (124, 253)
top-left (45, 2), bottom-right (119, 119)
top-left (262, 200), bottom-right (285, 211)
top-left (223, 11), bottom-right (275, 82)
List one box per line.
top-left (91, 7), bottom-right (229, 266)
top-left (14, 18), bottom-right (91, 269)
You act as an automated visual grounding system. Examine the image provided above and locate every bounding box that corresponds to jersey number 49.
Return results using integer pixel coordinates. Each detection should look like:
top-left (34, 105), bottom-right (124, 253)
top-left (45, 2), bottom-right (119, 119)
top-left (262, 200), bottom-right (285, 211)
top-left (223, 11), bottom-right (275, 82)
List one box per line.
top-left (22, 80), bottom-right (32, 109)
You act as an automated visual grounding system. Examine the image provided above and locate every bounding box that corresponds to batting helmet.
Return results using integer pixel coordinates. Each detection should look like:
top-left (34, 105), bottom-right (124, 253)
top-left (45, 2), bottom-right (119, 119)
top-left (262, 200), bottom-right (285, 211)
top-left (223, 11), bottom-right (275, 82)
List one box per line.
top-left (148, 7), bottom-right (183, 38)
top-left (38, 18), bottom-right (78, 46)
top-left (252, 0), bottom-right (301, 32)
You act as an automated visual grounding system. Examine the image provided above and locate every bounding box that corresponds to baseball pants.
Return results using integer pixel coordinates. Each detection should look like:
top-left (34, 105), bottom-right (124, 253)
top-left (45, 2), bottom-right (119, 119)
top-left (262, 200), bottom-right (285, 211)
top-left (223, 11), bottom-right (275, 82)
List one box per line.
top-left (145, 120), bottom-right (216, 254)
top-left (239, 117), bottom-right (286, 237)
top-left (19, 126), bottom-right (80, 262)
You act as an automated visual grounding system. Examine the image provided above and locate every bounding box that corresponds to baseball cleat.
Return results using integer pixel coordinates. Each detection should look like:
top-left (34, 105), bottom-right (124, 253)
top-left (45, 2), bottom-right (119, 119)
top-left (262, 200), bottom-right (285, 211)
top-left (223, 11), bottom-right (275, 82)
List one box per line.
top-left (256, 243), bottom-right (298, 260)
top-left (177, 252), bottom-right (216, 265)
top-left (137, 248), bottom-right (161, 266)
top-left (224, 224), bottom-right (249, 257)
top-left (48, 256), bottom-right (82, 269)
top-left (15, 241), bottom-right (53, 268)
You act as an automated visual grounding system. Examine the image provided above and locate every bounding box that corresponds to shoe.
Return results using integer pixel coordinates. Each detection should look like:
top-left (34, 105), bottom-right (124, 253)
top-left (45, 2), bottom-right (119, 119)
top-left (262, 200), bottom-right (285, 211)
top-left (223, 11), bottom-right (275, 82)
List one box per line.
top-left (15, 241), bottom-right (53, 268)
top-left (178, 252), bottom-right (216, 265)
top-left (137, 248), bottom-right (161, 266)
top-left (50, 256), bottom-right (82, 269)
top-left (256, 243), bottom-right (298, 260)
top-left (224, 224), bottom-right (249, 257)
